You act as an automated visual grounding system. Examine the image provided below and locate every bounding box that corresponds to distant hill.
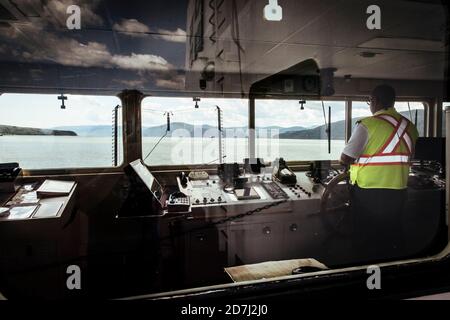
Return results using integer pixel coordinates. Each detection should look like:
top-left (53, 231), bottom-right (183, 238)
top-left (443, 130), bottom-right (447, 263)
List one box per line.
top-left (1, 111), bottom-right (423, 140)
top-left (0, 125), bottom-right (77, 136)
top-left (144, 123), bottom-right (308, 137)
top-left (54, 123), bottom-right (307, 138)
top-left (278, 110), bottom-right (424, 140)
top-left (52, 125), bottom-right (114, 137)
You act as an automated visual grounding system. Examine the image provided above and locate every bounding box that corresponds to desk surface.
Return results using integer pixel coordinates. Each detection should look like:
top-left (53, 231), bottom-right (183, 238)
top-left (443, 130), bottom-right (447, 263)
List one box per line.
top-left (225, 258), bottom-right (328, 282)
top-left (0, 181), bottom-right (77, 221)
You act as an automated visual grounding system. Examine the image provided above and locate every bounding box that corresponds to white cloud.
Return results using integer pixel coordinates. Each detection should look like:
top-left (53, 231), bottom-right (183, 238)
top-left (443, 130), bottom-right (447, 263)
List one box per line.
top-left (155, 28), bottom-right (187, 43)
top-left (112, 53), bottom-right (172, 71)
top-left (43, 39), bottom-right (111, 67)
top-left (0, 15), bottom-right (183, 89)
top-left (155, 75), bottom-right (185, 89)
top-left (113, 19), bottom-right (186, 43)
top-left (113, 19), bottom-right (150, 35)
top-left (44, 0), bottom-right (104, 26)
top-left (0, 93), bottom-right (120, 128)
top-left (113, 79), bottom-right (147, 88)
top-left (142, 97), bottom-right (248, 128)
top-left (1, 23), bottom-right (173, 72)
top-left (256, 100), bottom-right (346, 128)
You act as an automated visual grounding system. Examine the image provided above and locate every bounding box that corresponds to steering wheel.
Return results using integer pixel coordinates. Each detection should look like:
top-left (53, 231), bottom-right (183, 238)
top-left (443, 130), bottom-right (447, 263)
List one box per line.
top-left (320, 171), bottom-right (351, 214)
top-left (319, 171), bottom-right (352, 235)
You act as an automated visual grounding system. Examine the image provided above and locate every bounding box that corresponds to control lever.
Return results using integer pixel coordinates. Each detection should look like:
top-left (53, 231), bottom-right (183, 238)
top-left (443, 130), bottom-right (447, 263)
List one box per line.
top-left (180, 172), bottom-right (188, 188)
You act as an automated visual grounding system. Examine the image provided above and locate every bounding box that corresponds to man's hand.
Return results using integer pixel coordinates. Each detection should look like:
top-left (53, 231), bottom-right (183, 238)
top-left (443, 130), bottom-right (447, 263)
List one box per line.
top-left (340, 153), bottom-right (356, 172)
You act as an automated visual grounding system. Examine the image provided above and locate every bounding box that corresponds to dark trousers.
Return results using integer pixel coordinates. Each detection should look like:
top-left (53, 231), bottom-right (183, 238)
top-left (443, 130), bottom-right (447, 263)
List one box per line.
top-left (350, 185), bottom-right (407, 263)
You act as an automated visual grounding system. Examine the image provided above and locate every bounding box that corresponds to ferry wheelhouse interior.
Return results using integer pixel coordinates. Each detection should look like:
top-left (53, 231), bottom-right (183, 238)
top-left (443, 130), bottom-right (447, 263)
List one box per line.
top-left (0, 0), bottom-right (449, 300)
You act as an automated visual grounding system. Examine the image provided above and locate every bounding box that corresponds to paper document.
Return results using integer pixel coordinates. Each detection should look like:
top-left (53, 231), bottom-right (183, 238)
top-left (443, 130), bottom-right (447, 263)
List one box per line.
top-left (7, 205), bottom-right (39, 220)
top-left (33, 201), bottom-right (64, 218)
top-left (36, 180), bottom-right (75, 197)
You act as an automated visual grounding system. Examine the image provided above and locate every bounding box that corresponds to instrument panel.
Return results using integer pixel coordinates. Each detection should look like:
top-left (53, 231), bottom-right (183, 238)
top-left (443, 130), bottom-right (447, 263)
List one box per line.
top-left (177, 171), bottom-right (318, 210)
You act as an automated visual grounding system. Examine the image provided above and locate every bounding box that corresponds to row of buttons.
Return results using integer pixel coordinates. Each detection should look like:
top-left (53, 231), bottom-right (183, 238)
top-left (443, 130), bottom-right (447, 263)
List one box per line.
top-left (289, 185), bottom-right (312, 198)
top-left (193, 196), bottom-right (224, 205)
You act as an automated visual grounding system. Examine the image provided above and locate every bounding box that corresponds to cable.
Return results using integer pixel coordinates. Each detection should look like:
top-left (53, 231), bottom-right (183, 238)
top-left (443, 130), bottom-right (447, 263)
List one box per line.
top-left (207, 155), bottom-right (227, 164)
top-left (162, 198), bottom-right (290, 242)
top-left (143, 112), bottom-right (171, 161)
top-left (143, 133), bottom-right (168, 162)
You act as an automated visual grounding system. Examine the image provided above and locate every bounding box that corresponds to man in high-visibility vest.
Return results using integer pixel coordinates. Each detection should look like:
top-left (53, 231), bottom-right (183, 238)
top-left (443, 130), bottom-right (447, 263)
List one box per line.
top-left (340, 84), bottom-right (419, 262)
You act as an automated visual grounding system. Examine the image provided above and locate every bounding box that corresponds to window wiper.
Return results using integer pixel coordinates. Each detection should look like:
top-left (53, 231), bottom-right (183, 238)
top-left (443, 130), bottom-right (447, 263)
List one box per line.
top-left (322, 101), bottom-right (331, 154)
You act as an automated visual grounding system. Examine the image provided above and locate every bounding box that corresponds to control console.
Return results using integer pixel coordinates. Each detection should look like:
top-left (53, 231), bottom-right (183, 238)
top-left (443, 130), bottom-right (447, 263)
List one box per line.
top-left (174, 165), bottom-right (319, 212)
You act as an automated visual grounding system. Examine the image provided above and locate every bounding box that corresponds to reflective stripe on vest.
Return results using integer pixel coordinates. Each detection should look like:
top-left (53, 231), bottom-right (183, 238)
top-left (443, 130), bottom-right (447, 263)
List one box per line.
top-left (354, 114), bottom-right (413, 166)
top-left (357, 154), bottom-right (410, 165)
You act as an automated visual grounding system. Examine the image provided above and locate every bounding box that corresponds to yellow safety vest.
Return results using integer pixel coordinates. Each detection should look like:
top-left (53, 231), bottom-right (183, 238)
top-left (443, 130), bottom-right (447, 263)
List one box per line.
top-left (350, 108), bottom-right (419, 190)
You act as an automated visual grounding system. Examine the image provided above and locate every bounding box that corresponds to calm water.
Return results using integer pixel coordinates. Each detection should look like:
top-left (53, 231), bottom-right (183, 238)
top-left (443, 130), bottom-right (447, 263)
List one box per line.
top-left (0, 136), bottom-right (345, 169)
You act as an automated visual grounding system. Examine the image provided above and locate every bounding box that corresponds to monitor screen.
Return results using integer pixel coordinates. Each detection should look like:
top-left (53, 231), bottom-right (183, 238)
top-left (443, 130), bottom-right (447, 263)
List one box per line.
top-left (129, 159), bottom-right (164, 205)
top-left (413, 138), bottom-right (445, 164)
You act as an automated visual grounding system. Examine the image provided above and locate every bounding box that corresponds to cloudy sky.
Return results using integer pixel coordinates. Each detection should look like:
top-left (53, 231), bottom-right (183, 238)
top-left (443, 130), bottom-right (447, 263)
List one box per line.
top-left (0, 1), bottom-right (429, 130)
top-left (0, 0), bottom-right (189, 90)
top-left (0, 93), bottom-right (425, 130)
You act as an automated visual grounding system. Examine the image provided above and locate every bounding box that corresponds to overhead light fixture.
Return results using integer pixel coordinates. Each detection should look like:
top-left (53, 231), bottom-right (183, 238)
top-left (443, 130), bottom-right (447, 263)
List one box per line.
top-left (264, 0), bottom-right (283, 21)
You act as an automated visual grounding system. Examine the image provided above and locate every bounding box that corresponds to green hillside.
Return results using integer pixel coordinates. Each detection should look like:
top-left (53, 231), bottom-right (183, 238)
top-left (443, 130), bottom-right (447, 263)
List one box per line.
top-left (0, 125), bottom-right (77, 136)
top-left (278, 110), bottom-right (424, 140)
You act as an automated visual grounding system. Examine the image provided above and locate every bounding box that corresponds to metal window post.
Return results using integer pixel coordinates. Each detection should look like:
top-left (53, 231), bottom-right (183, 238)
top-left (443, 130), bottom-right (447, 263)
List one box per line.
top-left (119, 90), bottom-right (144, 164)
top-left (345, 100), bottom-right (352, 142)
top-left (249, 95), bottom-right (256, 159)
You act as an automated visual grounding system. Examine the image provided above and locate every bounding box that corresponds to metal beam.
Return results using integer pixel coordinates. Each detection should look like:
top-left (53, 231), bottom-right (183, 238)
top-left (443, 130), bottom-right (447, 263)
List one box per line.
top-left (119, 90), bottom-right (144, 164)
top-left (345, 100), bottom-right (352, 142)
top-left (248, 95), bottom-right (256, 159)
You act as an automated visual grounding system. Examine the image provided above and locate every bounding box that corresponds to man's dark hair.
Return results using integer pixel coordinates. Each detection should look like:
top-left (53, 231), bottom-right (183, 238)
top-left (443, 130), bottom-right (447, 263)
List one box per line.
top-left (372, 84), bottom-right (396, 109)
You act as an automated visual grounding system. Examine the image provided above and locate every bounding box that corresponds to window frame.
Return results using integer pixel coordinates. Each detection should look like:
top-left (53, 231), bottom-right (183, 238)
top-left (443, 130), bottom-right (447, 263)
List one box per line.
top-left (252, 97), bottom-right (347, 163)
top-left (3, 93), bottom-right (435, 175)
top-left (141, 96), bottom-right (250, 169)
top-left (3, 91), bottom-right (448, 299)
top-left (350, 98), bottom-right (429, 138)
top-left (0, 92), bottom-right (126, 176)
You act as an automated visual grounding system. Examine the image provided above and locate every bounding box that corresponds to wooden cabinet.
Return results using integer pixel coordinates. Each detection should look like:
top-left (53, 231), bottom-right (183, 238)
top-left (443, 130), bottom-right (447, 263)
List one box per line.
top-left (0, 182), bottom-right (78, 298)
